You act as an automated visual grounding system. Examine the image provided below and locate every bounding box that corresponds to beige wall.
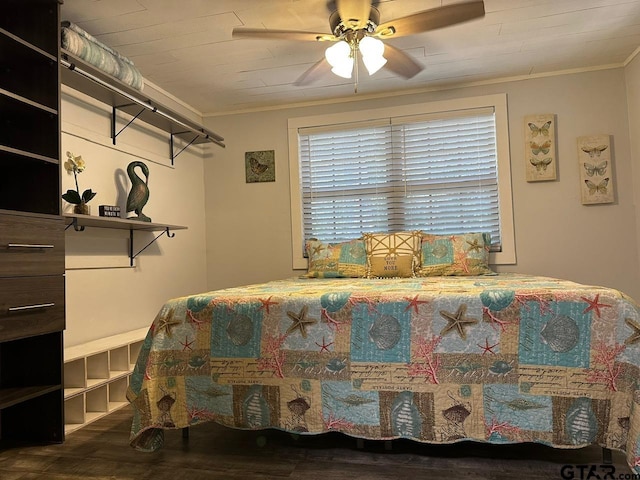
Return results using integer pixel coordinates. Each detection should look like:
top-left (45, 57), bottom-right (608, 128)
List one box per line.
top-left (625, 53), bottom-right (640, 283)
top-left (204, 67), bottom-right (640, 300)
top-left (61, 85), bottom-right (209, 347)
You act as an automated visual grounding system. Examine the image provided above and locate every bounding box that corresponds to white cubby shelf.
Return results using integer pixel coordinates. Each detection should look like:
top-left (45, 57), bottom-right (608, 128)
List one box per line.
top-left (63, 327), bottom-right (148, 434)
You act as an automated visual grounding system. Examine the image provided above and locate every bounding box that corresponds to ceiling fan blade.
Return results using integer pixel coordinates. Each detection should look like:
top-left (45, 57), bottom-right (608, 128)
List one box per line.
top-left (232, 28), bottom-right (335, 42)
top-left (375, 1), bottom-right (485, 38)
top-left (294, 57), bottom-right (333, 86)
top-left (383, 43), bottom-right (423, 79)
top-left (336, 0), bottom-right (373, 29)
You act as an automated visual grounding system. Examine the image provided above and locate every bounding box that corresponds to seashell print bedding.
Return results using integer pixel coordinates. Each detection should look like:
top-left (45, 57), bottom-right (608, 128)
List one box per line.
top-left (126, 274), bottom-right (640, 473)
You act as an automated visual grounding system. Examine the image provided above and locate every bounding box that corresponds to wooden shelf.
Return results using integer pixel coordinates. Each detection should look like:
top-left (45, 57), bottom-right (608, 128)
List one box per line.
top-left (0, 3), bottom-right (59, 57)
top-left (0, 385), bottom-right (61, 410)
top-left (64, 214), bottom-right (187, 266)
top-left (0, 329), bottom-right (64, 444)
top-left (60, 50), bottom-right (225, 162)
top-left (64, 213), bottom-right (186, 233)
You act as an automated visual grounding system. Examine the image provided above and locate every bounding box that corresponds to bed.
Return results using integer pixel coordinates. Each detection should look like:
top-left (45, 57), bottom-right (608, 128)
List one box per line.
top-left (126, 233), bottom-right (640, 474)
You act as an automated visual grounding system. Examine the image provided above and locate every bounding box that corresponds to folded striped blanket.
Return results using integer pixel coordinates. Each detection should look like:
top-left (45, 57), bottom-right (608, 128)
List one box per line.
top-left (61, 21), bottom-right (144, 91)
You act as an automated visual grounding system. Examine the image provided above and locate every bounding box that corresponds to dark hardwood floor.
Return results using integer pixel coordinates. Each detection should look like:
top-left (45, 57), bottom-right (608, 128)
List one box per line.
top-left (0, 406), bottom-right (634, 479)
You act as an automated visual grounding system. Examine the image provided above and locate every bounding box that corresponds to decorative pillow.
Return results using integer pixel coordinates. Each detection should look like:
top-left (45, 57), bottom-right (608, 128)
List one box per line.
top-left (363, 231), bottom-right (422, 278)
top-left (304, 238), bottom-right (367, 278)
top-left (417, 232), bottom-right (494, 276)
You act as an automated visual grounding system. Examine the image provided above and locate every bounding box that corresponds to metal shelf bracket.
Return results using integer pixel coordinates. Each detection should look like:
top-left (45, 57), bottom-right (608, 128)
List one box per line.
top-left (65, 217), bottom-right (181, 266)
top-left (112, 104), bottom-right (154, 145)
top-left (65, 217), bottom-right (85, 232)
top-left (129, 227), bottom-right (176, 267)
top-left (170, 132), bottom-right (200, 165)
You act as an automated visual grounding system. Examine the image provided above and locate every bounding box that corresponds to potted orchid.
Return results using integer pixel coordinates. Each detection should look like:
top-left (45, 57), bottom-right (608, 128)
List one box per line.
top-left (62, 151), bottom-right (97, 214)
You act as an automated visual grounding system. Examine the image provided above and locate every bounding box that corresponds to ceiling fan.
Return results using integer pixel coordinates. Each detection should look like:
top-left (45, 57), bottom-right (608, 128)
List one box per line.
top-left (232, 0), bottom-right (485, 86)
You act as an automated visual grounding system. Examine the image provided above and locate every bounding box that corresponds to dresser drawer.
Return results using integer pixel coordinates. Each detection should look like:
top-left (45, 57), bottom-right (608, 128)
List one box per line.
top-left (0, 213), bottom-right (64, 277)
top-left (0, 276), bottom-right (65, 342)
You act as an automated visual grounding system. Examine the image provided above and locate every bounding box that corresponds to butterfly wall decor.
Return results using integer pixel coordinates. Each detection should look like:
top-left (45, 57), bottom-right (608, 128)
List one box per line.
top-left (530, 140), bottom-right (551, 155)
top-left (583, 161), bottom-right (607, 177)
top-left (245, 150), bottom-right (275, 183)
top-left (584, 178), bottom-right (609, 195)
top-left (250, 157), bottom-right (269, 175)
top-left (524, 114), bottom-right (557, 182)
top-left (577, 134), bottom-right (613, 205)
top-left (530, 157), bottom-right (552, 171)
top-left (581, 145), bottom-right (608, 158)
top-left (528, 120), bottom-right (551, 138)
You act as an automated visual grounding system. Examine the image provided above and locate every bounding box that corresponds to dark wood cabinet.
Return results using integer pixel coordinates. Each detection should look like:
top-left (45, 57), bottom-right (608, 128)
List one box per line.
top-left (0, 214), bottom-right (65, 277)
top-left (0, 0), bottom-right (65, 445)
top-left (0, 1), bottom-right (59, 57)
top-left (0, 275), bottom-right (65, 342)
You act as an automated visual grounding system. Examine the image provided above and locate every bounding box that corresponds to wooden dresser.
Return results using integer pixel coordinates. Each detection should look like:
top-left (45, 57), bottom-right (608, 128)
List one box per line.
top-left (0, 0), bottom-right (65, 444)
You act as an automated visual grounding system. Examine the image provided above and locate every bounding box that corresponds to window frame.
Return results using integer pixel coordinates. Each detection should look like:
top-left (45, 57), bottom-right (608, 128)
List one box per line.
top-left (287, 93), bottom-right (515, 270)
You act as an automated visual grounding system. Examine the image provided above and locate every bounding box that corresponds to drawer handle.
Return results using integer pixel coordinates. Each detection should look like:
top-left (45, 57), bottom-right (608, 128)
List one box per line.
top-left (8, 303), bottom-right (55, 312)
top-left (7, 243), bottom-right (55, 249)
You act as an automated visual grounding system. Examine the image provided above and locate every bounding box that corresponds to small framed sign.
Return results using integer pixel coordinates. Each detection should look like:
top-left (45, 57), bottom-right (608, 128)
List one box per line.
top-left (99, 205), bottom-right (121, 217)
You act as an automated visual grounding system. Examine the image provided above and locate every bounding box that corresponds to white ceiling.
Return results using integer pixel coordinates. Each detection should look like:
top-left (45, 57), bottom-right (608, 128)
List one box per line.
top-left (59, 0), bottom-right (640, 115)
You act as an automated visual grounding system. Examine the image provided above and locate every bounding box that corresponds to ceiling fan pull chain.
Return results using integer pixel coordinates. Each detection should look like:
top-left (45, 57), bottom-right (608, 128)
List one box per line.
top-left (354, 43), bottom-right (359, 94)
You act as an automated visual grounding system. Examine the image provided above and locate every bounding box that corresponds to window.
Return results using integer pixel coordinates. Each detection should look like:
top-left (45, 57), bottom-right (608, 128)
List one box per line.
top-left (288, 94), bottom-right (515, 269)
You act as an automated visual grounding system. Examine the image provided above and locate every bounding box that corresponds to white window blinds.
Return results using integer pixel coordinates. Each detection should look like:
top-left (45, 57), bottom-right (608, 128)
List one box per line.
top-left (298, 107), bottom-right (502, 250)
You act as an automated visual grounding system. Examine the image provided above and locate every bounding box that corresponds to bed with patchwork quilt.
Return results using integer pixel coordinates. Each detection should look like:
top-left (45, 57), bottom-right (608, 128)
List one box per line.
top-left (126, 273), bottom-right (640, 473)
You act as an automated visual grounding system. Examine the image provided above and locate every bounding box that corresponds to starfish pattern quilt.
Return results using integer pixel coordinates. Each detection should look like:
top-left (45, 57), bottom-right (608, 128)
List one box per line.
top-left (127, 274), bottom-right (640, 473)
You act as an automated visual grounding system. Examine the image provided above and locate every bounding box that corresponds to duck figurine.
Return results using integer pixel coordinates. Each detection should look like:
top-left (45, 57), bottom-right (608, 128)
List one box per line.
top-left (126, 161), bottom-right (151, 222)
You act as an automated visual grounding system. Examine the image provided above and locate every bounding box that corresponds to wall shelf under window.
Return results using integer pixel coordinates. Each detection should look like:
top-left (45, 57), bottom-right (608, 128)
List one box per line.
top-left (60, 50), bottom-right (225, 163)
top-left (64, 213), bottom-right (187, 266)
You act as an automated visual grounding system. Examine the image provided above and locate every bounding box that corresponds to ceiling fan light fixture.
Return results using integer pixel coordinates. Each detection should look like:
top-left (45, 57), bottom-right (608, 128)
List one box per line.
top-left (359, 36), bottom-right (386, 75)
top-left (325, 40), bottom-right (354, 78)
top-left (234, 1), bottom-right (486, 86)
top-left (362, 53), bottom-right (387, 75)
